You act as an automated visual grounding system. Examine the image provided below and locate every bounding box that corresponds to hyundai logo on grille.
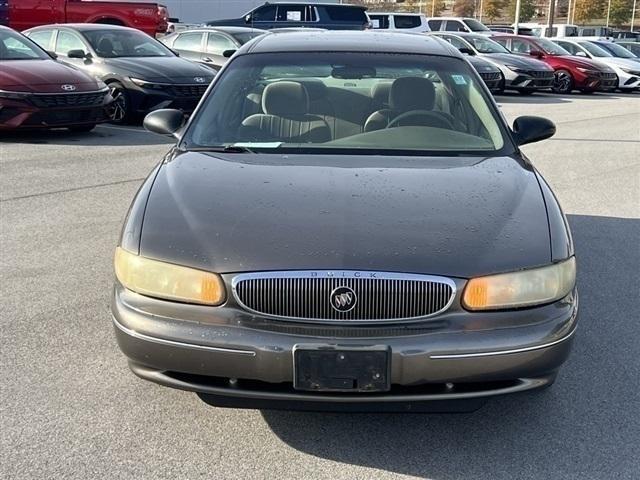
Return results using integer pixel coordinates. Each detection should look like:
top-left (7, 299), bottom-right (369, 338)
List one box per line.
top-left (61, 84), bottom-right (76, 91)
top-left (330, 286), bottom-right (357, 313)
top-left (193, 77), bottom-right (206, 83)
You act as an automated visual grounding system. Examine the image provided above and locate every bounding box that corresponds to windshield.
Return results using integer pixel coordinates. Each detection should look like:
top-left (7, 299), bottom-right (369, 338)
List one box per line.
top-left (233, 31), bottom-right (265, 45)
top-left (467, 35), bottom-right (510, 54)
top-left (82, 29), bottom-right (173, 58)
top-left (183, 52), bottom-right (511, 156)
top-left (596, 42), bottom-right (637, 58)
top-left (579, 41), bottom-right (612, 57)
top-left (464, 19), bottom-right (490, 32)
top-left (536, 38), bottom-right (570, 55)
top-left (0, 29), bottom-right (49, 60)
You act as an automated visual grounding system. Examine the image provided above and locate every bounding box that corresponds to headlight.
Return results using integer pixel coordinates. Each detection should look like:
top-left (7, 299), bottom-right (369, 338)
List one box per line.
top-left (114, 247), bottom-right (226, 306)
top-left (0, 89), bottom-right (30, 100)
top-left (129, 77), bottom-right (169, 90)
top-left (462, 257), bottom-right (576, 310)
top-left (621, 68), bottom-right (640, 75)
top-left (576, 67), bottom-right (600, 75)
top-left (504, 64), bottom-right (525, 72)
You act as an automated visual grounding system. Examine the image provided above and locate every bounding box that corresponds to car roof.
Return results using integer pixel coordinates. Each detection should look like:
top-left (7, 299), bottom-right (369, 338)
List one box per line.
top-left (260, 1), bottom-right (365, 7)
top-left (28, 23), bottom-right (136, 32)
top-left (370, 12), bottom-right (424, 16)
top-left (242, 30), bottom-right (459, 56)
top-left (173, 26), bottom-right (267, 34)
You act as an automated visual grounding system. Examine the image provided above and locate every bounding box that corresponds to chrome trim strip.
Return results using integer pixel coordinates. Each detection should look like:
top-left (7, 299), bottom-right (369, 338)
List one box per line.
top-left (0, 88), bottom-right (109, 95)
top-left (231, 270), bottom-right (458, 323)
top-left (112, 316), bottom-right (256, 356)
top-left (429, 327), bottom-right (577, 359)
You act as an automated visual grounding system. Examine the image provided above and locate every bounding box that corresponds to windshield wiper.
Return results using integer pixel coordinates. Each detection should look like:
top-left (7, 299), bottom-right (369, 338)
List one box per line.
top-left (184, 145), bottom-right (254, 154)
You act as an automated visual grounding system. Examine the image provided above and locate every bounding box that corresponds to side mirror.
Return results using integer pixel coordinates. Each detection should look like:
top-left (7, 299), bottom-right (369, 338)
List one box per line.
top-left (143, 109), bottom-right (186, 138)
top-left (67, 49), bottom-right (89, 59)
top-left (459, 47), bottom-right (475, 56)
top-left (47, 50), bottom-right (58, 59)
top-left (222, 49), bottom-right (236, 58)
top-left (512, 115), bottom-right (556, 146)
top-left (575, 51), bottom-right (587, 57)
top-left (244, 14), bottom-right (252, 23)
top-left (458, 27), bottom-right (468, 32)
top-left (529, 49), bottom-right (544, 58)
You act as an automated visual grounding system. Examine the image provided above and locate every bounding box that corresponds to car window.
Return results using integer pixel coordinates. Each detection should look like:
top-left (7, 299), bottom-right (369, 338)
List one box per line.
top-left (463, 19), bottom-right (490, 32)
top-left (369, 15), bottom-right (389, 29)
top-left (445, 20), bottom-right (464, 32)
top-left (581, 28), bottom-right (595, 36)
top-left (27, 30), bottom-right (54, 51)
top-left (173, 32), bottom-right (203, 52)
top-left (440, 35), bottom-right (469, 51)
top-left (0, 29), bottom-right (49, 60)
top-left (184, 52), bottom-right (510, 156)
top-left (56, 31), bottom-right (86, 55)
top-left (394, 15), bottom-right (421, 29)
top-left (232, 31), bottom-right (266, 45)
top-left (207, 32), bottom-right (236, 55)
top-left (251, 5), bottom-right (277, 21)
top-left (556, 41), bottom-right (578, 54)
top-left (325, 6), bottom-right (367, 22)
top-left (428, 19), bottom-right (442, 30)
top-left (510, 39), bottom-right (532, 53)
top-left (565, 26), bottom-right (578, 37)
top-left (82, 29), bottom-right (173, 58)
top-left (276, 5), bottom-right (307, 22)
top-left (466, 35), bottom-right (510, 53)
top-left (597, 41), bottom-right (636, 58)
top-left (536, 37), bottom-right (570, 55)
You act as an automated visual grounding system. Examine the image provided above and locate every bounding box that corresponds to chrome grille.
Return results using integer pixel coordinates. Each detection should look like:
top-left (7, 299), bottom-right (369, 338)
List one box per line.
top-left (528, 70), bottom-right (554, 79)
top-left (171, 84), bottom-right (208, 97)
top-left (28, 91), bottom-right (107, 108)
top-left (232, 271), bottom-right (456, 322)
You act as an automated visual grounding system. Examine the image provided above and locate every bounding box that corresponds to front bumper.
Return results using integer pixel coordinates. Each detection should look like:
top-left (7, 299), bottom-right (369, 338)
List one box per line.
top-left (504, 71), bottom-right (554, 90)
top-left (126, 82), bottom-right (208, 115)
top-left (112, 283), bottom-right (578, 409)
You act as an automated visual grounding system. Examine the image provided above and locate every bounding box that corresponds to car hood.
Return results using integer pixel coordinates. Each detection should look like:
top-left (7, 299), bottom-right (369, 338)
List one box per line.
top-left (467, 56), bottom-right (500, 72)
top-left (139, 152), bottom-right (551, 278)
top-left (555, 54), bottom-right (607, 70)
top-left (104, 57), bottom-right (215, 83)
top-left (596, 56), bottom-right (640, 70)
top-left (0, 59), bottom-right (102, 92)
top-left (484, 53), bottom-right (551, 70)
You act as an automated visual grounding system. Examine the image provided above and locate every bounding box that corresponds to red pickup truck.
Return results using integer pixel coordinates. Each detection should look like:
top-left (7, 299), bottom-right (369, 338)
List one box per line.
top-left (0, 0), bottom-right (168, 36)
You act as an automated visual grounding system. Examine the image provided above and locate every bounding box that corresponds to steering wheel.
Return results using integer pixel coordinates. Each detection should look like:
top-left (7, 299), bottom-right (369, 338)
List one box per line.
top-left (386, 110), bottom-right (455, 130)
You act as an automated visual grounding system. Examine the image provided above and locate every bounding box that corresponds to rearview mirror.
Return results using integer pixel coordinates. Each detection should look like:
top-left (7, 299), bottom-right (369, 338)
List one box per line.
top-left (458, 47), bottom-right (475, 56)
top-left (512, 116), bottom-right (555, 146)
top-left (67, 49), bottom-right (89, 59)
top-left (143, 109), bottom-right (186, 138)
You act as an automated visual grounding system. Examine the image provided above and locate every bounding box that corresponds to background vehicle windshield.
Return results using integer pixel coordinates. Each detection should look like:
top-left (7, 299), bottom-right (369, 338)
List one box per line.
top-left (184, 52), bottom-right (510, 156)
top-left (467, 35), bottom-right (510, 54)
top-left (465, 19), bottom-right (490, 32)
top-left (0, 30), bottom-right (48, 60)
top-left (537, 38), bottom-right (571, 55)
top-left (83, 29), bottom-right (173, 58)
top-left (579, 42), bottom-right (611, 57)
top-left (596, 42), bottom-right (636, 58)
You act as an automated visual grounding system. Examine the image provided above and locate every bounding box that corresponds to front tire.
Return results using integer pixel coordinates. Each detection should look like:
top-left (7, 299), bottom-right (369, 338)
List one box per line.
top-left (106, 82), bottom-right (132, 124)
top-left (552, 69), bottom-right (574, 94)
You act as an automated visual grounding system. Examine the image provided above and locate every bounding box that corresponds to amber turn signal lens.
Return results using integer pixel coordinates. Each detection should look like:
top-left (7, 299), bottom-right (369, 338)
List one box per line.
top-left (114, 247), bottom-right (225, 306)
top-left (462, 257), bottom-right (576, 310)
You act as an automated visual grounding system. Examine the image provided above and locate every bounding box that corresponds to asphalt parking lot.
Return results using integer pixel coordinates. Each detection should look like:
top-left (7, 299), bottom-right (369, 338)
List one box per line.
top-left (1, 92), bottom-right (639, 479)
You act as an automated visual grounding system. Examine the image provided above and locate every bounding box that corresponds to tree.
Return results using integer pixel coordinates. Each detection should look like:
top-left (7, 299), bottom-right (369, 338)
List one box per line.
top-left (453, 0), bottom-right (476, 17)
top-left (573, 0), bottom-right (607, 23)
top-left (507, 0), bottom-right (538, 22)
top-left (484, 0), bottom-right (507, 21)
top-left (608, 0), bottom-right (634, 26)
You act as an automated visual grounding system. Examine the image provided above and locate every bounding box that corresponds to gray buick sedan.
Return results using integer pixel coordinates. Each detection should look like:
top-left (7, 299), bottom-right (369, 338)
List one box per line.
top-left (112, 31), bottom-right (578, 412)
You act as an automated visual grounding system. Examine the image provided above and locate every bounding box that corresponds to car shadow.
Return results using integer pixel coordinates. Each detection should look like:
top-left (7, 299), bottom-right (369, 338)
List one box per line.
top-left (260, 214), bottom-right (640, 479)
top-left (0, 124), bottom-right (174, 147)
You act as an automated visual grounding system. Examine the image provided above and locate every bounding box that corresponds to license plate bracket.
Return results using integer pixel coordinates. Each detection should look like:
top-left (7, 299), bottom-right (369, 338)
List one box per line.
top-left (293, 345), bottom-right (390, 392)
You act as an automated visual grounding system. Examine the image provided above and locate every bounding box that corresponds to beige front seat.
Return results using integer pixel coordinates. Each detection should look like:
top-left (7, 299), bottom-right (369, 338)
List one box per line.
top-left (241, 81), bottom-right (331, 143)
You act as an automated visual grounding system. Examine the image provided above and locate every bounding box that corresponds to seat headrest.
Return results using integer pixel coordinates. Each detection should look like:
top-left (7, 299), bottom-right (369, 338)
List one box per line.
top-left (294, 80), bottom-right (327, 102)
top-left (371, 81), bottom-right (393, 108)
top-left (262, 81), bottom-right (309, 117)
top-left (390, 77), bottom-right (435, 111)
top-left (97, 38), bottom-right (114, 55)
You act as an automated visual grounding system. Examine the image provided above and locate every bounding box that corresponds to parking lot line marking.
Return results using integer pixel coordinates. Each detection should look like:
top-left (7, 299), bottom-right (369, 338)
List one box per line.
top-left (1, 177), bottom-right (145, 203)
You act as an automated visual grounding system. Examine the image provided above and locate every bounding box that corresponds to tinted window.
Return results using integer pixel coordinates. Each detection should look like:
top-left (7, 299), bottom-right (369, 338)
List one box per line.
top-left (579, 42), bottom-right (611, 57)
top-left (276, 5), bottom-right (306, 22)
top-left (83, 29), bottom-right (173, 58)
top-left (185, 52), bottom-right (509, 155)
top-left (464, 19), bottom-right (490, 32)
top-left (428, 19), bottom-right (442, 30)
top-left (596, 41), bottom-right (636, 58)
top-left (207, 33), bottom-right (236, 55)
top-left (0, 29), bottom-right (48, 60)
top-left (56, 31), bottom-right (86, 55)
top-left (536, 37), bottom-right (570, 55)
top-left (325, 6), bottom-right (367, 22)
top-left (174, 32), bottom-right (203, 52)
top-left (445, 20), bottom-right (465, 32)
top-left (565, 26), bottom-right (578, 37)
top-left (510, 38), bottom-right (532, 53)
top-left (466, 35), bottom-right (510, 53)
top-left (440, 35), bottom-right (469, 51)
top-left (555, 41), bottom-right (578, 54)
top-left (27, 30), bottom-right (54, 51)
top-left (581, 28), bottom-right (595, 36)
top-left (369, 15), bottom-right (389, 29)
top-left (252, 5), bottom-right (277, 21)
top-left (231, 31), bottom-right (264, 45)
top-left (394, 15), bottom-right (421, 29)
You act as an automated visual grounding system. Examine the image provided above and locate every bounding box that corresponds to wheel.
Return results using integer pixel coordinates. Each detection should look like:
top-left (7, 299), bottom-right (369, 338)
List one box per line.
top-left (69, 124), bottom-right (96, 133)
top-left (552, 69), bottom-right (574, 94)
top-left (106, 82), bottom-right (132, 124)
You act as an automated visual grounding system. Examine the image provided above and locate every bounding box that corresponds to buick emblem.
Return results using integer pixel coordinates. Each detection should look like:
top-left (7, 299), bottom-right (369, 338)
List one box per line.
top-left (61, 84), bottom-right (76, 91)
top-left (193, 77), bottom-right (206, 83)
top-left (330, 286), bottom-right (357, 313)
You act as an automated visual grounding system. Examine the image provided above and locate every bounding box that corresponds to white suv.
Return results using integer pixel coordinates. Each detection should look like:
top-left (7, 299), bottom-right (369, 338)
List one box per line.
top-left (368, 12), bottom-right (429, 32)
top-left (426, 17), bottom-right (491, 35)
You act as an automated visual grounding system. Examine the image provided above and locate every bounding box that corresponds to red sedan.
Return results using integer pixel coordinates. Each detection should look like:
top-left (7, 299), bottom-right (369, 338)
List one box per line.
top-left (0, 26), bottom-right (112, 132)
top-left (491, 34), bottom-right (618, 94)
